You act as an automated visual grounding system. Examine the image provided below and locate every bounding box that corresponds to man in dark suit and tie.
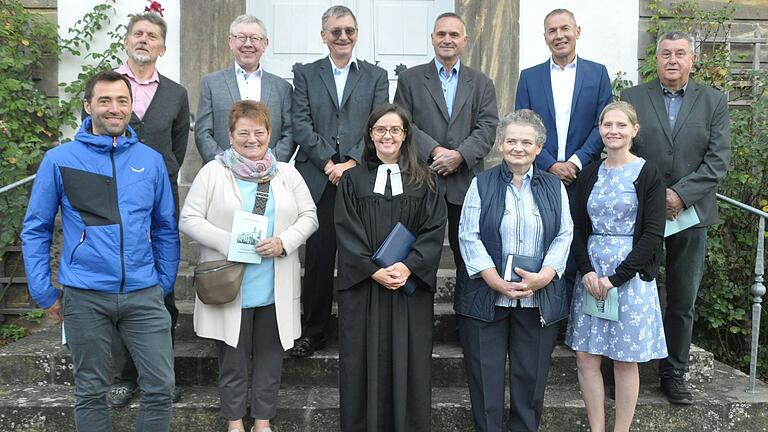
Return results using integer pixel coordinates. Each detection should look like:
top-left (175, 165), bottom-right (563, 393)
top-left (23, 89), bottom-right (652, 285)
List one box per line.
top-left (393, 12), bottom-right (498, 271)
top-left (108, 11), bottom-right (189, 407)
top-left (622, 31), bottom-right (730, 405)
top-left (515, 8), bottom-right (612, 187)
top-left (195, 14), bottom-right (293, 163)
top-left (288, 5), bottom-right (389, 357)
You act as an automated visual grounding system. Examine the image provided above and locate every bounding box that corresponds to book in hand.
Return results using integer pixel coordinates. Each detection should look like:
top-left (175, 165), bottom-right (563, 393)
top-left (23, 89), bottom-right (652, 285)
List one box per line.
top-left (227, 210), bottom-right (269, 264)
top-left (503, 254), bottom-right (544, 282)
top-left (664, 206), bottom-right (700, 237)
top-left (372, 222), bottom-right (417, 295)
top-left (582, 287), bottom-right (619, 321)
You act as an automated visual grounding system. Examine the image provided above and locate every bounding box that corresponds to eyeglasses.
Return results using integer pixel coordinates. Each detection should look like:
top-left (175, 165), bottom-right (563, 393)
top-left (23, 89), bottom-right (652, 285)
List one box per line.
top-left (326, 27), bottom-right (357, 39)
top-left (371, 126), bottom-right (405, 137)
top-left (232, 34), bottom-right (265, 44)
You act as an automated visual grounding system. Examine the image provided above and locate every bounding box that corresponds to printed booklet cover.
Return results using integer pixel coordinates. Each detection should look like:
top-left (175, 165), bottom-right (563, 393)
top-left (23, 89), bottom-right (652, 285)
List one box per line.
top-left (228, 210), bottom-right (269, 264)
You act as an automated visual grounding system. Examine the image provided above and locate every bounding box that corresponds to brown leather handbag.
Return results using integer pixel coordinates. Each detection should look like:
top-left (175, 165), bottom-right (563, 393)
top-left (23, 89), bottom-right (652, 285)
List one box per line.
top-left (194, 260), bottom-right (244, 304)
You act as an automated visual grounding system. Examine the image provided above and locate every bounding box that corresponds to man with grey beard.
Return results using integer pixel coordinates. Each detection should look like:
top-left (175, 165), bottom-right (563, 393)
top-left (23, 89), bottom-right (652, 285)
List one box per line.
top-left (108, 11), bottom-right (189, 407)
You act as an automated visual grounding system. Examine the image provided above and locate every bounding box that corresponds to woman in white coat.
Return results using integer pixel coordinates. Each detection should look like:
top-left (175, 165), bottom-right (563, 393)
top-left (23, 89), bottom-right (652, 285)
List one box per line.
top-left (180, 100), bottom-right (318, 432)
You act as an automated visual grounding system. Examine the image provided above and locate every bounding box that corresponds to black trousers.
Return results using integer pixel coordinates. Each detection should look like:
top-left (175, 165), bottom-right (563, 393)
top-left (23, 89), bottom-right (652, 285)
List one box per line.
top-left (446, 200), bottom-right (464, 272)
top-left (300, 182), bottom-right (337, 341)
top-left (112, 179), bottom-right (180, 385)
top-left (658, 226), bottom-right (708, 375)
top-left (459, 307), bottom-right (558, 432)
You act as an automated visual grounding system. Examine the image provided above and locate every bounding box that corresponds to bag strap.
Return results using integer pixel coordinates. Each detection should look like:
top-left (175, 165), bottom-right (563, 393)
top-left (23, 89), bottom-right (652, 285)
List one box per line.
top-left (251, 181), bottom-right (270, 215)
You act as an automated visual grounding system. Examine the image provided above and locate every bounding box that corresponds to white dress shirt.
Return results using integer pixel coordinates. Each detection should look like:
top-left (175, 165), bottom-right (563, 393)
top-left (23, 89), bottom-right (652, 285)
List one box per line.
top-left (331, 56), bottom-right (358, 108)
top-left (550, 57), bottom-right (583, 169)
top-left (235, 61), bottom-right (263, 101)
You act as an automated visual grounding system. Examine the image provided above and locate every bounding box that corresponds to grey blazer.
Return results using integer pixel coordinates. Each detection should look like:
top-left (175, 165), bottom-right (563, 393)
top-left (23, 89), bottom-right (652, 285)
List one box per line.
top-left (292, 57), bottom-right (389, 202)
top-left (621, 78), bottom-right (731, 226)
top-left (195, 65), bottom-right (293, 163)
top-left (394, 61), bottom-right (498, 205)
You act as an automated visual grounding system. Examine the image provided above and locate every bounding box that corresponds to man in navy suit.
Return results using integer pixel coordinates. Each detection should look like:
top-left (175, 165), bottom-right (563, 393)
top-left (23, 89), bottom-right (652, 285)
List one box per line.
top-left (515, 8), bottom-right (612, 187)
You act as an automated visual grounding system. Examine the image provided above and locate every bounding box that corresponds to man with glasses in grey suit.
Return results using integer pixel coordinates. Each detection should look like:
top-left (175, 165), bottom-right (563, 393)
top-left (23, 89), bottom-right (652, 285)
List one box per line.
top-left (195, 14), bottom-right (294, 163)
top-left (288, 5), bottom-right (389, 358)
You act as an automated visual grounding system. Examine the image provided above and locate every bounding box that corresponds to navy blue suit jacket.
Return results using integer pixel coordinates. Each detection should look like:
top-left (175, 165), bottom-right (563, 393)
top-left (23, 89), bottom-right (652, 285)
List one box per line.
top-left (514, 57), bottom-right (612, 171)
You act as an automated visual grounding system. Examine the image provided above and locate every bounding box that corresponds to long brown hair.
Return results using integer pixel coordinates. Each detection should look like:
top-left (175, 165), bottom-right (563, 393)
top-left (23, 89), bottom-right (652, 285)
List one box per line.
top-left (363, 103), bottom-right (435, 191)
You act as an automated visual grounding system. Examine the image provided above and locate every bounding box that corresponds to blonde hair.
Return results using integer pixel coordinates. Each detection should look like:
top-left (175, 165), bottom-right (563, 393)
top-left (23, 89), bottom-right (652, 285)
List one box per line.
top-left (599, 101), bottom-right (639, 126)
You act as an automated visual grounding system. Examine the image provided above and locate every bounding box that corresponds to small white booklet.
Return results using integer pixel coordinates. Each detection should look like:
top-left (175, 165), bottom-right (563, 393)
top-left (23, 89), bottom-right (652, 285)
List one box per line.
top-left (227, 210), bottom-right (269, 264)
top-left (583, 287), bottom-right (619, 322)
top-left (665, 206), bottom-right (700, 237)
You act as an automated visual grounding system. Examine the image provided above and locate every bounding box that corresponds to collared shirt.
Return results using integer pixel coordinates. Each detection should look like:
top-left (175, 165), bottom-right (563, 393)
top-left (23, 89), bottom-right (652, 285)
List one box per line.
top-left (549, 57), bottom-right (583, 169)
top-left (459, 164), bottom-right (574, 308)
top-left (331, 56), bottom-right (358, 108)
top-left (661, 81), bottom-right (687, 130)
top-left (116, 63), bottom-right (159, 120)
top-left (235, 61), bottom-right (263, 101)
top-left (235, 179), bottom-right (275, 308)
top-left (434, 57), bottom-right (460, 117)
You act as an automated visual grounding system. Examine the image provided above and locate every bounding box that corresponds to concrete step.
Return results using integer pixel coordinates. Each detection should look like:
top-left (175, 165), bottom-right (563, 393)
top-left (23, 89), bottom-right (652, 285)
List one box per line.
top-left (0, 326), bottom-right (714, 388)
top-left (174, 299), bottom-right (460, 343)
top-left (173, 265), bottom-right (458, 303)
top-left (1, 361), bottom-right (767, 431)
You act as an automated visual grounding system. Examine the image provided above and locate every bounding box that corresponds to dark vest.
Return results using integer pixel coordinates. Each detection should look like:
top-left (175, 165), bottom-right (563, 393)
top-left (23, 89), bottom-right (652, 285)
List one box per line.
top-left (454, 163), bottom-right (563, 322)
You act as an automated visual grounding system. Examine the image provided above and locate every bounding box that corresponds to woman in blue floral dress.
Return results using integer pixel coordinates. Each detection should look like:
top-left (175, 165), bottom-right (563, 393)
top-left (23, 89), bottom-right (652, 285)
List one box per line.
top-left (566, 101), bottom-right (667, 432)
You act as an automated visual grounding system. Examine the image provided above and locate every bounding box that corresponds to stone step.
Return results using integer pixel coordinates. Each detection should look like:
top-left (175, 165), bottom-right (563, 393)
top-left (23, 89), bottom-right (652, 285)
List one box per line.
top-left (0, 326), bottom-right (714, 388)
top-left (1, 361), bottom-right (766, 431)
top-left (174, 299), bottom-right (460, 343)
top-left (173, 265), bottom-right (458, 303)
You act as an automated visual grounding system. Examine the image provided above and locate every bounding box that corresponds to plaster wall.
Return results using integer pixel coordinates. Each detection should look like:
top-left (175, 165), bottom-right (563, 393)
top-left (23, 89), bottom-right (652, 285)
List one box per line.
top-left (519, 0), bottom-right (640, 87)
top-left (57, 0), bottom-right (181, 99)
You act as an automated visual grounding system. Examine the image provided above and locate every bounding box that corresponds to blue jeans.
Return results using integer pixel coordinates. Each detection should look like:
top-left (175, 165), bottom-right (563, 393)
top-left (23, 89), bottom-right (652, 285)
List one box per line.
top-left (63, 285), bottom-right (174, 431)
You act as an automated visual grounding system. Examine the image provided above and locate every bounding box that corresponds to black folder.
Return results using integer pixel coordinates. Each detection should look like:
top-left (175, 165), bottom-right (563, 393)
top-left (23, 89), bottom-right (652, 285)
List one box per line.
top-left (372, 222), bottom-right (417, 295)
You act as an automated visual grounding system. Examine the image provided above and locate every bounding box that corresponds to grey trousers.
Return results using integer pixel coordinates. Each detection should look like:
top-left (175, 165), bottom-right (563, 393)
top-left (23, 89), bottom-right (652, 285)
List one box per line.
top-left (216, 304), bottom-right (284, 421)
top-left (659, 226), bottom-right (708, 375)
top-left (63, 285), bottom-right (174, 432)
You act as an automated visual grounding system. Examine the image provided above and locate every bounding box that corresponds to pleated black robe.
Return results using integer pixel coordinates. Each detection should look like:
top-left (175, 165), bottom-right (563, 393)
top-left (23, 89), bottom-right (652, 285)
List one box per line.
top-left (334, 160), bottom-right (447, 432)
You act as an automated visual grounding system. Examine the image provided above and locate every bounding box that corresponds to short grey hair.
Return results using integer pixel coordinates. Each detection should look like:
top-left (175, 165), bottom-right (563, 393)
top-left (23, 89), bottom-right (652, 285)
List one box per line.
top-left (126, 12), bottom-right (167, 42)
top-left (496, 110), bottom-right (547, 146)
top-left (321, 5), bottom-right (357, 31)
top-left (544, 8), bottom-right (577, 30)
top-left (656, 31), bottom-right (695, 54)
top-left (229, 14), bottom-right (268, 38)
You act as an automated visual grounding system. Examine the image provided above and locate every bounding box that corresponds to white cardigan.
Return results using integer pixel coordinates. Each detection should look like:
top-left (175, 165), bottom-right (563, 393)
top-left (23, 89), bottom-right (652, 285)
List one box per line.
top-left (179, 161), bottom-right (318, 349)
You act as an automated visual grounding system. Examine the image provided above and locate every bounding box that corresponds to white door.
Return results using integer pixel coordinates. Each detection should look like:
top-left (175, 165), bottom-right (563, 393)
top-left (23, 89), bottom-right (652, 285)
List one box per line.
top-left (249, 0), bottom-right (453, 97)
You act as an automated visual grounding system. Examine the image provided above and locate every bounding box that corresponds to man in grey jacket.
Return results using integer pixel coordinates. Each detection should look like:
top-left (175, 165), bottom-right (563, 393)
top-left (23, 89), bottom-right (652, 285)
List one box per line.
top-left (195, 14), bottom-right (293, 163)
top-left (621, 31), bottom-right (731, 405)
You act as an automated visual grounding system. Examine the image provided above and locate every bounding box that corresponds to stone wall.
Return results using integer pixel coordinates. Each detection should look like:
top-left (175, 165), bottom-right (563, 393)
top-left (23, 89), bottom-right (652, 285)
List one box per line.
top-left (638, 0), bottom-right (768, 70)
top-left (21, 0), bottom-right (58, 98)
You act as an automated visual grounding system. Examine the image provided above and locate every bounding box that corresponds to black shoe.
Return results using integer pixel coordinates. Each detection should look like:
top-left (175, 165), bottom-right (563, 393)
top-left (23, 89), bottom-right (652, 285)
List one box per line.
top-left (171, 386), bottom-right (181, 403)
top-left (661, 372), bottom-right (693, 405)
top-left (107, 383), bottom-right (137, 407)
top-left (287, 336), bottom-right (326, 358)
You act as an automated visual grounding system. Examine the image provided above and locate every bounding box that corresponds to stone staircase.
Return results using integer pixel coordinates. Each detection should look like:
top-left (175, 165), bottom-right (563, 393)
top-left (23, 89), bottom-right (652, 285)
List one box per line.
top-left (1, 240), bottom-right (768, 431)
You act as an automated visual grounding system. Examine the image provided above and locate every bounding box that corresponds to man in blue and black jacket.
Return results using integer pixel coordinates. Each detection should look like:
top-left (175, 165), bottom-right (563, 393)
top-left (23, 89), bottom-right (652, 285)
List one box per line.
top-left (21, 70), bottom-right (179, 432)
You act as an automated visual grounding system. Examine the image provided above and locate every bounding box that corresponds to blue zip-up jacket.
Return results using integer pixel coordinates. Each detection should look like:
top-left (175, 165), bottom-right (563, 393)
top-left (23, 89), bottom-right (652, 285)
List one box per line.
top-left (21, 117), bottom-right (180, 309)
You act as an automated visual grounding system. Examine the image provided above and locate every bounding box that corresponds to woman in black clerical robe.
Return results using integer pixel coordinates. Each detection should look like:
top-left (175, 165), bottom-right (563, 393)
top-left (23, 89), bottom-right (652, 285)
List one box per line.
top-left (334, 103), bottom-right (447, 432)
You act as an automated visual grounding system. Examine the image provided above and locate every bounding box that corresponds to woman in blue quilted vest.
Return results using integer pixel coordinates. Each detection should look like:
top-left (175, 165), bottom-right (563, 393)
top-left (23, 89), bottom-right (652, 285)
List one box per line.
top-left (456, 109), bottom-right (573, 431)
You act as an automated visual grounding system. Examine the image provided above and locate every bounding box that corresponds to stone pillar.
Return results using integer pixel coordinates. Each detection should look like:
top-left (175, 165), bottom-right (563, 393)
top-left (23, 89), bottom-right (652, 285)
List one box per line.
top-left (178, 0), bottom-right (244, 263)
top-left (456, 0), bottom-right (519, 166)
top-left (178, 0), bottom-right (245, 187)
